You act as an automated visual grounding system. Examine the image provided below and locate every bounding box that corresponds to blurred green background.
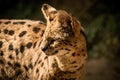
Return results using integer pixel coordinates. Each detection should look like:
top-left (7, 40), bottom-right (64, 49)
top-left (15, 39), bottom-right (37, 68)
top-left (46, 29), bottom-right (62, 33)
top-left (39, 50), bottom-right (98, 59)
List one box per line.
top-left (0, 0), bottom-right (120, 80)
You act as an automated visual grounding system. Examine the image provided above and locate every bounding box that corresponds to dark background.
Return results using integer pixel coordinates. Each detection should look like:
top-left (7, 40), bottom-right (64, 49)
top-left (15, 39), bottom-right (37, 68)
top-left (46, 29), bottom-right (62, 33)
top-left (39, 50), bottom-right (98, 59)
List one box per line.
top-left (0, 0), bottom-right (120, 80)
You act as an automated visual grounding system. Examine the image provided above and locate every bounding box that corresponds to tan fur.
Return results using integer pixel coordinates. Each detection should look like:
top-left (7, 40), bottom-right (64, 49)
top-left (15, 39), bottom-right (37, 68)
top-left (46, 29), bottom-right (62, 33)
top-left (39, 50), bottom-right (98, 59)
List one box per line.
top-left (0, 4), bottom-right (87, 80)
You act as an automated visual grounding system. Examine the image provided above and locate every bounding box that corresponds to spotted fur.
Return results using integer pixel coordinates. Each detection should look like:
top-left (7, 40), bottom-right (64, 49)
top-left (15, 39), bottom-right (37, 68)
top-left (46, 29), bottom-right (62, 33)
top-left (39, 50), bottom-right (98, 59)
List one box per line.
top-left (0, 4), bottom-right (87, 80)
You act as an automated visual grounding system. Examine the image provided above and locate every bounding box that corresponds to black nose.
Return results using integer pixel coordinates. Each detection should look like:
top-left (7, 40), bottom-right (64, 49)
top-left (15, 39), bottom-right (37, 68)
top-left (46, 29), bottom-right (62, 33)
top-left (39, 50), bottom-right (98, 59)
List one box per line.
top-left (40, 38), bottom-right (55, 52)
top-left (41, 46), bottom-right (48, 52)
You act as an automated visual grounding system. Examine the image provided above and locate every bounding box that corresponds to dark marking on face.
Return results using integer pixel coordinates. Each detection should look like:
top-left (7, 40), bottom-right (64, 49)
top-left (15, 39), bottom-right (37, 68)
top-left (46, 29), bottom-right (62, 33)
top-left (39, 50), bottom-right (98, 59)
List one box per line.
top-left (14, 62), bottom-right (21, 68)
top-left (9, 55), bottom-right (13, 59)
top-left (3, 29), bottom-right (8, 34)
top-left (19, 31), bottom-right (27, 37)
top-left (33, 27), bottom-right (40, 33)
top-left (44, 56), bottom-right (48, 59)
top-left (20, 45), bottom-right (25, 53)
top-left (13, 21), bottom-right (25, 25)
top-left (72, 52), bottom-right (75, 56)
top-left (29, 63), bottom-right (33, 69)
top-left (24, 65), bottom-right (28, 71)
top-left (0, 51), bottom-right (3, 56)
top-left (15, 49), bottom-right (19, 55)
top-left (36, 68), bottom-right (39, 73)
top-left (33, 42), bottom-right (37, 48)
top-left (26, 42), bottom-right (33, 49)
top-left (7, 62), bottom-right (12, 66)
top-left (8, 44), bottom-right (14, 50)
top-left (4, 21), bottom-right (11, 24)
top-left (8, 30), bottom-right (14, 36)
top-left (0, 41), bottom-right (3, 48)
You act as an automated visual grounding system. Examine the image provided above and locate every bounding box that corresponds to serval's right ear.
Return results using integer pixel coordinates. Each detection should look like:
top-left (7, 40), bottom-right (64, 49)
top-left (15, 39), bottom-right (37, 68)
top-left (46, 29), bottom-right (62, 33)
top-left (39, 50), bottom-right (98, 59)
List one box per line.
top-left (41, 4), bottom-right (57, 22)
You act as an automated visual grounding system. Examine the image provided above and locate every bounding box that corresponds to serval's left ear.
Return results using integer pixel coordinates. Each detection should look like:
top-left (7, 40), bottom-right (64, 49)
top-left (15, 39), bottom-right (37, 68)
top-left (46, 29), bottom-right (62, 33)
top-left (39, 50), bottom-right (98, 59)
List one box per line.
top-left (41, 4), bottom-right (57, 21)
top-left (70, 16), bottom-right (85, 36)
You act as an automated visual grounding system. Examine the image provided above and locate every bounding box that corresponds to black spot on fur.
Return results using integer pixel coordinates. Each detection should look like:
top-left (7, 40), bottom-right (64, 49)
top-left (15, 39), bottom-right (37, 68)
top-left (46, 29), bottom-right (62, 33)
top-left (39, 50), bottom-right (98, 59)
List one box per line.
top-left (1, 69), bottom-right (5, 74)
top-left (0, 51), bottom-right (3, 56)
top-left (82, 49), bottom-right (84, 52)
top-left (8, 44), bottom-right (14, 50)
top-left (33, 27), bottom-right (40, 33)
top-left (20, 45), bottom-right (25, 53)
top-left (72, 52), bottom-right (75, 56)
top-left (52, 63), bottom-right (58, 68)
top-left (83, 53), bottom-right (86, 57)
top-left (24, 65), bottom-right (28, 71)
top-left (4, 21), bottom-right (11, 24)
top-left (41, 62), bottom-right (44, 67)
top-left (77, 53), bottom-right (80, 56)
top-left (15, 69), bottom-right (22, 76)
top-left (3, 29), bottom-right (8, 34)
top-left (26, 42), bottom-right (33, 49)
top-left (19, 31), bottom-right (27, 37)
top-left (0, 60), bottom-right (4, 64)
top-left (71, 61), bottom-right (76, 64)
top-left (65, 48), bottom-right (71, 51)
top-left (7, 62), bottom-right (12, 66)
top-left (0, 41), bottom-right (3, 48)
top-left (44, 56), bottom-right (48, 59)
top-left (33, 42), bottom-right (37, 48)
top-left (36, 68), bottom-right (39, 73)
top-left (9, 55), bottom-right (13, 59)
top-left (15, 49), bottom-right (19, 55)
top-left (28, 63), bottom-right (33, 69)
top-left (28, 24), bottom-right (31, 27)
top-left (38, 60), bottom-right (42, 64)
top-left (13, 21), bottom-right (25, 25)
top-left (14, 62), bottom-right (21, 68)
top-left (8, 30), bottom-right (14, 36)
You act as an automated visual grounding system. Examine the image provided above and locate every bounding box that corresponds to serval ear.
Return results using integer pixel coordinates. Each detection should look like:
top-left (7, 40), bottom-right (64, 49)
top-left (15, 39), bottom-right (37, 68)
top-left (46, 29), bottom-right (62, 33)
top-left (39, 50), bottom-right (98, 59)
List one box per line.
top-left (70, 16), bottom-right (85, 36)
top-left (41, 4), bottom-right (57, 22)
